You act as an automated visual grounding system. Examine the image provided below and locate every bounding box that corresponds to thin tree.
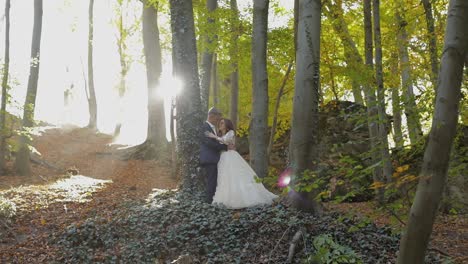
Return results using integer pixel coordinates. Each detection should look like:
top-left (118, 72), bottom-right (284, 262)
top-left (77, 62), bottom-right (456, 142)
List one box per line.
top-left (87, 0), bottom-right (98, 130)
top-left (363, 0), bottom-right (384, 202)
top-left (169, 0), bottom-right (203, 188)
top-left (0, 0), bottom-right (11, 174)
top-left (323, 0), bottom-right (364, 105)
top-left (390, 56), bottom-right (404, 149)
top-left (397, 0), bottom-right (468, 262)
top-left (15, 0), bottom-right (43, 176)
top-left (267, 62), bottom-right (293, 159)
top-left (421, 0), bottom-right (439, 91)
top-left (200, 0), bottom-right (217, 113)
top-left (288, 0), bottom-right (323, 214)
top-left (373, 0), bottom-right (393, 184)
top-left (250, 0), bottom-right (269, 178)
top-left (212, 53), bottom-right (219, 107)
top-left (229, 0), bottom-right (240, 127)
top-left (396, 8), bottom-right (422, 145)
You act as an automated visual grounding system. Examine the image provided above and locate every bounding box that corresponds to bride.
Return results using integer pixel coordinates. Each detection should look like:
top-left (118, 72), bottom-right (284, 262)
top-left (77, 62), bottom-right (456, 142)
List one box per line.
top-left (205, 118), bottom-right (278, 209)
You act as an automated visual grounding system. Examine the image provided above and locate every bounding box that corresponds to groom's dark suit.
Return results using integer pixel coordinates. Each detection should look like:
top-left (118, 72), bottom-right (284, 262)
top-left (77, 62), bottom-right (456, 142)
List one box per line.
top-left (200, 121), bottom-right (227, 203)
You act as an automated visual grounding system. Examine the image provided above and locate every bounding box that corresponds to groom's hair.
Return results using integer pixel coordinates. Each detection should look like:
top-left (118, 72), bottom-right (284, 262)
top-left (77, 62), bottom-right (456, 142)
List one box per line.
top-left (208, 107), bottom-right (222, 116)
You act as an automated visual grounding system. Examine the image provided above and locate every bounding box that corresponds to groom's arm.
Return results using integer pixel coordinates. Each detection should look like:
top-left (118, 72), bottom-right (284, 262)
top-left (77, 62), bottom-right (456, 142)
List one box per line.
top-left (200, 126), bottom-right (227, 151)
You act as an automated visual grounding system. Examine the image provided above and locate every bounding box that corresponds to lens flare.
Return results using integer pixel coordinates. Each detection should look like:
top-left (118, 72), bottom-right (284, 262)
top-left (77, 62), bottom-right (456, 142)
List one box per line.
top-left (277, 167), bottom-right (293, 188)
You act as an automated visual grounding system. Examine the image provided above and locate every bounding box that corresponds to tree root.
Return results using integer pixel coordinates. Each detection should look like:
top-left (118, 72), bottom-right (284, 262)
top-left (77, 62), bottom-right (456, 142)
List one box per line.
top-left (287, 229), bottom-right (304, 263)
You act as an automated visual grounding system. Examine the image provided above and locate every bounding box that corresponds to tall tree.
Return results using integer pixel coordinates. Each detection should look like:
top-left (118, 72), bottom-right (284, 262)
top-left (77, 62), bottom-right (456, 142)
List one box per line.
top-left (397, 0), bottom-right (468, 262)
top-left (421, 0), bottom-right (439, 91)
top-left (250, 0), bottom-right (269, 178)
top-left (139, 0), bottom-right (167, 158)
top-left (200, 0), bottom-right (217, 113)
top-left (372, 0), bottom-right (393, 184)
top-left (288, 0), bottom-right (323, 214)
top-left (363, 0), bottom-right (384, 201)
top-left (268, 62), bottom-right (293, 158)
top-left (0, 0), bottom-right (11, 174)
top-left (396, 8), bottom-right (422, 145)
top-left (14, 0), bottom-right (43, 176)
top-left (323, 0), bottom-right (364, 105)
top-left (169, 0), bottom-right (203, 188)
top-left (229, 0), bottom-right (240, 127)
top-left (390, 56), bottom-right (404, 149)
top-left (87, 0), bottom-right (98, 130)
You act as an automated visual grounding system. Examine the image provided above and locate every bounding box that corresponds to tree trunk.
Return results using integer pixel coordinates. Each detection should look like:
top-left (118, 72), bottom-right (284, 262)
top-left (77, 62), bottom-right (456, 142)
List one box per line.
top-left (372, 0), bottom-right (393, 184)
top-left (250, 0), bottom-right (269, 178)
top-left (267, 62), bottom-right (293, 158)
top-left (396, 10), bottom-right (422, 145)
top-left (212, 53), bottom-right (219, 107)
top-left (288, 0), bottom-right (323, 215)
top-left (87, 0), bottom-right (97, 130)
top-left (323, 0), bottom-right (364, 105)
top-left (397, 1), bottom-right (468, 262)
top-left (363, 0), bottom-right (384, 202)
top-left (421, 0), bottom-right (439, 92)
top-left (14, 0), bottom-right (43, 176)
top-left (142, 1), bottom-right (167, 152)
top-left (169, 0), bottom-right (203, 189)
top-left (0, 0), bottom-right (10, 174)
top-left (294, 0), bottom-right (299, 53)
top-left (229, 0), bottom-right (240, 128)
top-left (200, 0), bottom-right (217, 113)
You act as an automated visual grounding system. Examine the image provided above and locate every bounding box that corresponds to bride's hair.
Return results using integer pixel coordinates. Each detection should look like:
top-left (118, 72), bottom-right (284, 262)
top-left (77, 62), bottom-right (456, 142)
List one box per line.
top-left (220, 118), bottom-right (235, 135)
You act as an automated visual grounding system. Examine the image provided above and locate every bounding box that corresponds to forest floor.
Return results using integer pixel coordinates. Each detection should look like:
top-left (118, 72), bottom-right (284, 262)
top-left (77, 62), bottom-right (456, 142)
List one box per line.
top-left (0, 126), bottom-right (466, 263)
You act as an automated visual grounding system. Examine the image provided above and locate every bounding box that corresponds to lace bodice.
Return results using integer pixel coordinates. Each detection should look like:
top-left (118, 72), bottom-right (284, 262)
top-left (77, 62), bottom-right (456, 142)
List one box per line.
top-left (221, 130), bottom-right (235, 145)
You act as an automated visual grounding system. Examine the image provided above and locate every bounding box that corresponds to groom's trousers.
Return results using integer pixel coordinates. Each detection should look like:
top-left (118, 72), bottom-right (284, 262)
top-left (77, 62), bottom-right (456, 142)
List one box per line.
top-left (203, 164), bottom-right (218, 203)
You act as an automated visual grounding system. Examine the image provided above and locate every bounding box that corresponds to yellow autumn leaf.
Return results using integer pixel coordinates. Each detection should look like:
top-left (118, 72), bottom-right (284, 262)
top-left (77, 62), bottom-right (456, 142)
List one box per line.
top-left (396, 165), bottom-right (410, 173)
top-left (370, 181), bottom-right (386, 190)
top-left (40, 218), bottom-right (47, 225)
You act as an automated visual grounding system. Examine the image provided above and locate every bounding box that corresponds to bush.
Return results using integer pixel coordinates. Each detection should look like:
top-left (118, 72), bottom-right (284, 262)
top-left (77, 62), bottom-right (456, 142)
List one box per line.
top-left (304, 234), bottom-right (363, 264)
top-left (0, 195), bottom-right (16, 219)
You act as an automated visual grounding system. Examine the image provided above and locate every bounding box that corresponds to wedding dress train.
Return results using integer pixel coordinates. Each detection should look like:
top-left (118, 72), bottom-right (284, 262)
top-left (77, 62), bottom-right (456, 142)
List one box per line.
top-left (212, 130), bottom-right (277, 209)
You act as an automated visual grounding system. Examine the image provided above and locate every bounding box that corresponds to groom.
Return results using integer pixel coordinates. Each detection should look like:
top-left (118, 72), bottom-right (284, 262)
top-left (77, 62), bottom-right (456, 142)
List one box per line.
top-left (199, 107), bottom-right (231, 203)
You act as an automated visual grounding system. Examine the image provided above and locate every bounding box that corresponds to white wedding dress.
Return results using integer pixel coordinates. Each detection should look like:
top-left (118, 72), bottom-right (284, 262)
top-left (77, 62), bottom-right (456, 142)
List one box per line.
top-left (212, 130), bottom-right (278, 209)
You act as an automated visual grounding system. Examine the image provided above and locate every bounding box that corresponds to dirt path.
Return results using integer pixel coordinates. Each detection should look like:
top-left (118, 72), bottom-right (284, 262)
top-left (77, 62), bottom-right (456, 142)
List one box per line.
top-left (0, 127), bottom-right (178, 262)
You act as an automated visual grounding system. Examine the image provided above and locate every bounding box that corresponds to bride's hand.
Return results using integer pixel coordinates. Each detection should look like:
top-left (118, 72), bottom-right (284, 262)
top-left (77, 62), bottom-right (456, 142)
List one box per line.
top-left (205, 131), bottom-right (217, 139)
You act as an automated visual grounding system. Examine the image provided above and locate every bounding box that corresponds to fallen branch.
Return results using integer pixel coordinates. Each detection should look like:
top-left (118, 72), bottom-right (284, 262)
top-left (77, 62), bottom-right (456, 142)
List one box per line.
top-left (30, 154), bottom-right (62, 172)
top-left (268, 225), bottom-right (291, 263)
top-left (287, 229), bottom-right (303, 263)
top-left (429, 246), bottom-right (451, 257)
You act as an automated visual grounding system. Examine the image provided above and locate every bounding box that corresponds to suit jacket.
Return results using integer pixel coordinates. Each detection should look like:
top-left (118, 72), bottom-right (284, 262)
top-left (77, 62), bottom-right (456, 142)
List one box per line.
top-left (199, 122), bottom-right (227, 165)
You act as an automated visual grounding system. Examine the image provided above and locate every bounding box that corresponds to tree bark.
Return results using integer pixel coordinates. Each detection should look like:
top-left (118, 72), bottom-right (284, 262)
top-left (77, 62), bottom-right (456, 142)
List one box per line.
top-left (363, 0), bottom-right (384, 202)
top-left (0, 0), bottom-right (11, 174)
top-left (15, 0), bottom-right (43, 176)
top-left (200, 0), bottom-right (217, 113)
top-left (250, 0), bottom-right (269, 178)
top-left (87, 0), bottom-right (97, 130)
top-left (229, 0), bottom-right (240, 128)
top-left (421, 0), bottom-right (439, 92)
top-left (397, 1), bottom-right (468, 262)
top-left (267, 62), bottom-right (293, 159)
top-left (169, 0), bottom-right (203, 189)
top-left (372, 0), bottom-right (393, 184)
top-left (323, 0), bottom-right (364, 105)
top-left (288, 0), bottom-right (323, 215)
top-left (396, 9), bottom-right (422, 145)
top-left (142, 1), bottom-right (167, 153)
